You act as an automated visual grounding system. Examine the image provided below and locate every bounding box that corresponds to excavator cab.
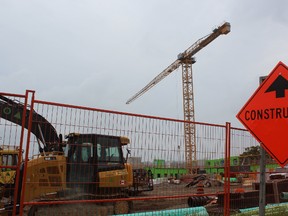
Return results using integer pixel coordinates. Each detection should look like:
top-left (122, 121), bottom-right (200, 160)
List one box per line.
top-left (65, 133), bottom-right (132, 194)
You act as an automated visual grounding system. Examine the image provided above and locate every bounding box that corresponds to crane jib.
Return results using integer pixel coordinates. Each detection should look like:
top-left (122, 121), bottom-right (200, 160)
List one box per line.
top-left (126, 22), bottom-right (231, 105)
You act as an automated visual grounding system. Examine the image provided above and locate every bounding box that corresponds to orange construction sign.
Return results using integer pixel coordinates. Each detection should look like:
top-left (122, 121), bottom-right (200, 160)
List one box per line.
top-left (237, 61), bottom-right (288, 167)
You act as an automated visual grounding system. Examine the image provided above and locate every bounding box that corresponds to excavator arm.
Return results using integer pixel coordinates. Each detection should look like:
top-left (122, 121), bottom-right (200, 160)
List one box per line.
top-left (0, 95), bottom-right (61, 152)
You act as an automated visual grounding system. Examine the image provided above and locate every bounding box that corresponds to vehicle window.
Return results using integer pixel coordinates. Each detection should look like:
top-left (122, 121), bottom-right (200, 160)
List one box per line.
top-left (97, 144), bottom-right (102, 159)
top-left (97, 137), bottom-right (122, 163)
top-left (105, 146), bottom-right (120, 162)
top-left (81, 144), bottom-right (92, 162)
top-left (68, 141), bottom-right (93, 163)
top-left (2, 155), bottom-right (14, 166)
top-left (2, 154), bottom-right (17, 171)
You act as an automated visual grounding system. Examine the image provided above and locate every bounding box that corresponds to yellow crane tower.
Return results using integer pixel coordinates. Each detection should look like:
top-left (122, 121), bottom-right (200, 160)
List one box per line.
top-left (126, 22), bottom-right (231, 174)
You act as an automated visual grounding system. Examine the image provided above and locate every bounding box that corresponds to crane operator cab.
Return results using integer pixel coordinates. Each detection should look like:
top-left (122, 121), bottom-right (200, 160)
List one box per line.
top-left (64, 133), bottom-right (132, 194)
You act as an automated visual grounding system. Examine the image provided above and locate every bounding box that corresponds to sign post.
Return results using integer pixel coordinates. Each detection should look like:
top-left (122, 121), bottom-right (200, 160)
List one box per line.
top-left (258, 76), bottom-right (267, 216)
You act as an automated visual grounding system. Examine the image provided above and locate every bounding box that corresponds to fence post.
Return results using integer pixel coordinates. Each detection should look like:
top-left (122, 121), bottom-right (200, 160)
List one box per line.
top-left (224, 122), bottom-right (231, 216)
top-left (19, 90), bottom-right (35, 216)
top-left (12, 92), bottom-right (30, 216)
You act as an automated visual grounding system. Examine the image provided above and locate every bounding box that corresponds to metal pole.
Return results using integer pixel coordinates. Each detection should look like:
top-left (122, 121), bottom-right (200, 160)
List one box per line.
top-left (224, 122), bottom-right (231, 216)
top-left (259, 76), bottom-right (267, 216)
top-left (259, 146), bottom-right (266, 216)
top-left (19, 90), bottom-right (35, 216)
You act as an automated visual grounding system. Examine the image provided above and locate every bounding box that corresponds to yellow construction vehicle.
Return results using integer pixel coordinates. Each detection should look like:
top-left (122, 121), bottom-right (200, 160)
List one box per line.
top-left (22, 133), bottom-right (133, 215)
top-left (0, 95), bottom-right (151, 215)
top-left (0, 146), bottom-right (22, 198)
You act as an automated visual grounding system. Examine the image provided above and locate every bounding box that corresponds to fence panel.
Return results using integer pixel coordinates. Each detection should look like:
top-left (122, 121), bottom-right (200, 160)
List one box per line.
top-left (226, 127), bottom-right (285, 215)
top-left (2, 91), bottom-right (284, 215)
top-left (0, 92), bottom-right (31, 216)
top-left (19, 99), bottom-right (227, 215)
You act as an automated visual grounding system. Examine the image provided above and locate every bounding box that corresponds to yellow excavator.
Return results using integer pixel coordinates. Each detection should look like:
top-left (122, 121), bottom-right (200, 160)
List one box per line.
top-left (0, 95), bottom-right (152, 215)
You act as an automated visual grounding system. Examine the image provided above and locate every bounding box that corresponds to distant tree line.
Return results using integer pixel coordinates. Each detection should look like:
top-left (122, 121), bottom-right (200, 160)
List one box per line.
top-left (239, 145), bottom-right (273, 165)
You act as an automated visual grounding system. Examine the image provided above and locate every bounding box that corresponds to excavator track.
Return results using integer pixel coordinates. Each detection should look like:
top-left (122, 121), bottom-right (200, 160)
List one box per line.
top-left (23, 201), bottom-right (132, 216)
top-left (24, 203), bottom-right (114, 216)
top-left (1, 190), bottom-right (132, 215)
top-left (22, 193), bottom-right (132, 216)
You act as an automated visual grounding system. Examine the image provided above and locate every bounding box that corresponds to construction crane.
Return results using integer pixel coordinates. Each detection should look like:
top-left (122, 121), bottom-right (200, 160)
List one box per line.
top-left (126, 22), bottom-right (231, 174)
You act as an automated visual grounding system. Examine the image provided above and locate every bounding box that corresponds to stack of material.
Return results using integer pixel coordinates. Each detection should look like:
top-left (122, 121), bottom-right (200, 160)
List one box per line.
top-left (182, 174), bottom-right (223, 188)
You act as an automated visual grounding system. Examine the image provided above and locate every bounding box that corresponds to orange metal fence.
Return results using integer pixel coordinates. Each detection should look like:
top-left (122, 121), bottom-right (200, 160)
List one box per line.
top-left (0, 90), bottom-right (279, 216)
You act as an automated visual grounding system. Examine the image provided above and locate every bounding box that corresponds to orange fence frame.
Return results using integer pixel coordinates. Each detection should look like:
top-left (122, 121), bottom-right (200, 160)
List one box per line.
top-left (0, 90), bottom-right (263, 215)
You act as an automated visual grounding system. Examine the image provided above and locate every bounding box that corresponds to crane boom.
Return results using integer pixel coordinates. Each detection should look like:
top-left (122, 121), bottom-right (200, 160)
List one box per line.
top-left (126, 59), bottom-right (181, 104)
top-left (126, 22), bottom-right (230, 105)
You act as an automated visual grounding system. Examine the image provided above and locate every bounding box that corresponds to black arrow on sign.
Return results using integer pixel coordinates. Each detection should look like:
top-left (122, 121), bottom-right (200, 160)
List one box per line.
top-left (265, 74), bottom-right (288, 98)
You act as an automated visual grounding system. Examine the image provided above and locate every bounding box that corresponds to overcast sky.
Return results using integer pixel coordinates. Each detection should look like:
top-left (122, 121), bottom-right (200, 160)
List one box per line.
top-left (1, 0), bottom-right (288, 128)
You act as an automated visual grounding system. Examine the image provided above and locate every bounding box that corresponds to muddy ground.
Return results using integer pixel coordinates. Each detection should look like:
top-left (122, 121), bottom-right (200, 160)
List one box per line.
top-left (131, 181), bottom-right (251, 213)
top-left (1, 181), bottom-right (252, 215)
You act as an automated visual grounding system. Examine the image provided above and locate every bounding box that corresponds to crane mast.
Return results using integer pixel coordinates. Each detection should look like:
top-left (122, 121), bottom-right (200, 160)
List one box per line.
top-left (126, 22), bottom-right (231, 174)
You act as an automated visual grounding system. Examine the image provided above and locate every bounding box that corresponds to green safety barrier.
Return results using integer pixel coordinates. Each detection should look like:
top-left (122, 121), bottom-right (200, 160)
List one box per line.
top-left (116, 207), bottom-right (209, 216)
top-left (237, 202), bottom-right (288, 215)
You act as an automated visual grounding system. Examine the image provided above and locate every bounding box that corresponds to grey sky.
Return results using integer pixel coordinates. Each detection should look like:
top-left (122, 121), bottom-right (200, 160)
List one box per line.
top-left (1, 0), bottom-right (288, 128)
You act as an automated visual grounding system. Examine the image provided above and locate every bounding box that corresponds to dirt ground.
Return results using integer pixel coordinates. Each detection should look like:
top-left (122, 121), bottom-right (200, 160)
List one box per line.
top-left (131, 180), bottom-right (253, 214)
top-left (131, 182), bottom-right (207, 213)
top-left (1, 180), bottom-right (252, 215)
